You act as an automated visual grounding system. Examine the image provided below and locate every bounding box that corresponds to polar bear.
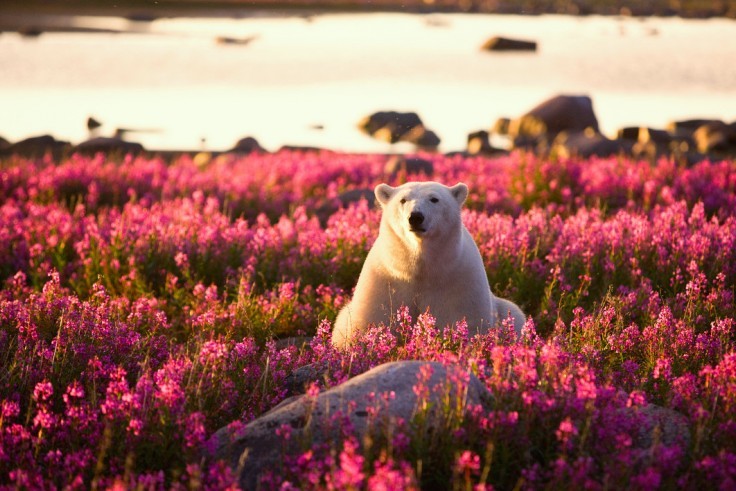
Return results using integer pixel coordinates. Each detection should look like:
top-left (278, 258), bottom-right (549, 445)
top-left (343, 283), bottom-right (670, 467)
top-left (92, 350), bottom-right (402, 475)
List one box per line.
top-left (332, 181), bottom-right (526, 349)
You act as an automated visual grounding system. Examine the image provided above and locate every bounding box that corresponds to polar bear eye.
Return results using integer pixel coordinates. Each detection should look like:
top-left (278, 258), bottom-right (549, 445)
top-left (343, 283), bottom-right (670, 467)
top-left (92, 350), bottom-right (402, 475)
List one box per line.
top-left (400, 198), bottom-right (406, 204)
top-left (430, 197), bottom-right (439, 203)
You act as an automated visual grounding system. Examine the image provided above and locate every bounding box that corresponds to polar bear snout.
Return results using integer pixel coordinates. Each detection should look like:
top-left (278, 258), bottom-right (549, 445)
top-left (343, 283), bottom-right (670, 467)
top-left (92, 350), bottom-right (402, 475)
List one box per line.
top-left (408, 211), bottom-right (425, 231)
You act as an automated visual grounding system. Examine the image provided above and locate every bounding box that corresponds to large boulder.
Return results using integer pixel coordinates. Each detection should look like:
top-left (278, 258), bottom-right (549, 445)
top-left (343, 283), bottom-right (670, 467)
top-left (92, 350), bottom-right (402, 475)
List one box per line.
top-left (508, 95), bottom-right (599, 143)
top-left (209, 360), bottom-right (692, 490)
top-left (481, 36), bottom-right (537, 52)
top-left (208, 361), bottom-right (493, 490)
top-left (74, 137), bottom-right (144, 156)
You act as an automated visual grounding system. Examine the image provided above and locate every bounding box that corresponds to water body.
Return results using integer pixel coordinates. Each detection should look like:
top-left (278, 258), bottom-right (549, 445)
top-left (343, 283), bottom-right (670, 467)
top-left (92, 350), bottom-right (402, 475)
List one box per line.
top-left (1, 12), bottom-right (735, 152)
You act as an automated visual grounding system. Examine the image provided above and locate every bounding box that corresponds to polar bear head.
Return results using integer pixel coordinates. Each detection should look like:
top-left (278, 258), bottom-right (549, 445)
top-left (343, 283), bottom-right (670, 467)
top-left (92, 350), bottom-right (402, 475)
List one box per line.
top-left (374, 181), bottom-right (469, 244)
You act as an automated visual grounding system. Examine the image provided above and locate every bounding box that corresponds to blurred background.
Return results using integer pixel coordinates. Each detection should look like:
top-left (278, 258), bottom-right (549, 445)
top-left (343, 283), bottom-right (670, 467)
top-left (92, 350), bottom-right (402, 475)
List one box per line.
top-left (1, 0), bottom-right (735, 154)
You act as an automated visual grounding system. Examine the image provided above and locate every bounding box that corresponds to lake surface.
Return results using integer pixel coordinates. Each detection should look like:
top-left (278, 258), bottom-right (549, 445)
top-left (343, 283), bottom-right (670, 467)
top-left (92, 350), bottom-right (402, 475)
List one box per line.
top-left (1, 12), bottom-right (735, 152)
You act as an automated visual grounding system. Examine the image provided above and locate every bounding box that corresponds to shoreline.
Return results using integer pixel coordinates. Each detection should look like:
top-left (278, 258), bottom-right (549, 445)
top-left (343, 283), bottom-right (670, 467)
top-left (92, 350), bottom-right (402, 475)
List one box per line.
top-left (1, 0), bottom-right (735, 31)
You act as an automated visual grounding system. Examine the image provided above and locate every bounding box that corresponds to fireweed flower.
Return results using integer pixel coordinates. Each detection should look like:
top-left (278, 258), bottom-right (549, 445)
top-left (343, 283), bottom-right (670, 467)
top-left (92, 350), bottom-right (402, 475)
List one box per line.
top-left (1, 151), bottom-right (735, 488)
top-left (367, 456), bottom-right (419, 491)
top-left (455, 450), bottom-right (481, 475)
top-left (555, 417), bottom-right (579, 451)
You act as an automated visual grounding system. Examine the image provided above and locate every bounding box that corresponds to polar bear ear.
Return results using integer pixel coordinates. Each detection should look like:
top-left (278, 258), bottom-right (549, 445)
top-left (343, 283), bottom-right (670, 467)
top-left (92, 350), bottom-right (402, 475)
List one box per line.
top-left (449, 183), bottom-right (469, 205)
top-left (374, 184), bottom-right (395, 207)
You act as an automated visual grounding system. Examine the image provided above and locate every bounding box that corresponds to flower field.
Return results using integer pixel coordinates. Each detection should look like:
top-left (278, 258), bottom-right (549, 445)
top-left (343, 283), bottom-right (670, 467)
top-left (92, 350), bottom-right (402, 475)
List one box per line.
top-left (1, 149), bottom-right (735, 489)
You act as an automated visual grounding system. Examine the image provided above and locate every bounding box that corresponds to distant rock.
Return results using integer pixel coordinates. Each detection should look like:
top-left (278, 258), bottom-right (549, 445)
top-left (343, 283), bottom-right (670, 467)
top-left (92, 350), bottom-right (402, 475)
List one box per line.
top-left (17, 26), bottom-right (43, 37)
top-left (358, 111), bottom-right (441, 147)
top-left (215, 35), bottom-right (257, 46)
top-left (552, 129), bottom-right (631, 158)
top-left (230, 136), bottom-right (264, 154)
top-left (314, 187), bottom-right (376, 226)
top-left (693, 120), bottom-right (735, 154)
top-left (126, 12), bottom-right (159, 22)
top-left (616, 126), bottom-right (641, 141)
top-left (481, 36), bottom-right (538, 51)
top-left (625, 119), bottom-right (736, 159)
top-left (360, 111), bottom-right (424, 143)
top-left (637, 127), bottom-right (672, 145)
top-left (414, 129), bottom-right (441, 150)
top-left (384, 155), bottom-right (434, 178)
top-left (467, 130), bottom-right (506, 155)
top-left (86, 116), bottom-right (103, 131)
top-left (278, 145), bottom-right (325, 153)
top-left (508, 95), bottom-right (599, 143)
top-left (3, 134), bottom-right (70, 160)
top-left (335, 188), bottom-right (376, 208)
top-left (491, 117), bottom-right (511, 136)
top-left (666, 118), bottom-right (722, 138)
top-left (624, 127), bottom-right (678, 160)
top-left (74, 137), bottom-right (144, 156)
top-left (0, 136), bottom-right (10, 151)
top-left (208, 361), bottom-right (493, 490)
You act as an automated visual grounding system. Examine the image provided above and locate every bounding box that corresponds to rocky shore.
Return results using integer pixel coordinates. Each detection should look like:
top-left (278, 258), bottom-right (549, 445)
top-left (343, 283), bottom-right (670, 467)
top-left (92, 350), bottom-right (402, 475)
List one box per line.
top-left (3, 94), bottom-right (734, 166)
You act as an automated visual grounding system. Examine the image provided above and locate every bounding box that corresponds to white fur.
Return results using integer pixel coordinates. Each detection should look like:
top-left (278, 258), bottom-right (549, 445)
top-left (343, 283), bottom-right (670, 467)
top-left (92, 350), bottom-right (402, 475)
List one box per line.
top-left (332, 181), bottom-right (526, 348)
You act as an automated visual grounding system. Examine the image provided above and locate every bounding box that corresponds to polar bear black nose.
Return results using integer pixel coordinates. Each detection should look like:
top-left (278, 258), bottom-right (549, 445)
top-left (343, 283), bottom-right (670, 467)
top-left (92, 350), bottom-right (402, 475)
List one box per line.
top-left (408, 211), bottom-right (424, 228)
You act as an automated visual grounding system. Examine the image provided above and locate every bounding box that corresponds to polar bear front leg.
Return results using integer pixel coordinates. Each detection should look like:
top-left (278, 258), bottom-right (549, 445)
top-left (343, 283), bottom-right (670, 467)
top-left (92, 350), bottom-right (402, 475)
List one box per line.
top-left (332, 305), bottom-right (357, 349)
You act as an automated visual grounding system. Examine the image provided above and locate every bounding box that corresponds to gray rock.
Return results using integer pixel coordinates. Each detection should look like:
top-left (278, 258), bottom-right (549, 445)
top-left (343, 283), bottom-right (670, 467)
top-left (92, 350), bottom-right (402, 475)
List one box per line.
top-left (284, 360), bottom-right (329, 396)
top-left (632, 403), bottom-right (690, 449)
top-left (208, 361), bottom-right (493, 490)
